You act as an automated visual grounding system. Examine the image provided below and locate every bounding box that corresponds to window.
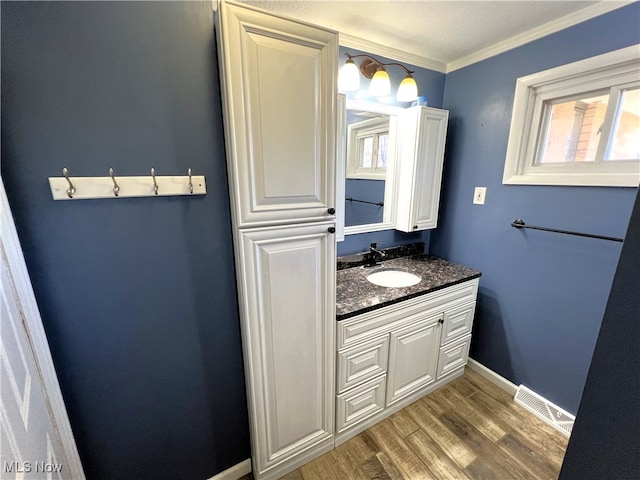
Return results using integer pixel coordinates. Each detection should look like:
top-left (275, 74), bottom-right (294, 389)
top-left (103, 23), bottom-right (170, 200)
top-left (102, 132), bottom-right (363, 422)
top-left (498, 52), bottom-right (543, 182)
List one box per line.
top-left (347, 116), bottom-right (389, 179)
top-left (503, 45), bottom-right (640, 187)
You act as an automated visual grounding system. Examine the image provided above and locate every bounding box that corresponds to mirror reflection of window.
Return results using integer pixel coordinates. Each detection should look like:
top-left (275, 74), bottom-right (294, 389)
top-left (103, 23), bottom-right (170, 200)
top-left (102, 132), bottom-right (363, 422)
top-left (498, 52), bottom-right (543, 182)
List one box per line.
top-left (345, 111), bottom-right (388, 227)
top-left (378, 134), bottom-right (389, 167)
top-left (362, 136), bottom-right (373, 167)
top-left (347, 115), bottom-right (389, 179)
top-left (357, 132), bottom-right (389, 171)
top-left (341, 101), bottom-right (403, 233)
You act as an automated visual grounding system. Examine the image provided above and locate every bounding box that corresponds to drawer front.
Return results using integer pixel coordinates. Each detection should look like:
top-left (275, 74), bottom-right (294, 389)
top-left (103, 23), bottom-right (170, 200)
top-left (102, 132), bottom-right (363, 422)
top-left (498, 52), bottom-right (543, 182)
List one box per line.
top-left (337, 336), bottom-right (389, 394)
top-left (336, 375), bottom-right (386, 433)
top-left (337, 278), bottom-right (478, 350)
top-left (437, 334), bottom-right (471, 379)
top-left (442, 301), bottom-right (476, 345)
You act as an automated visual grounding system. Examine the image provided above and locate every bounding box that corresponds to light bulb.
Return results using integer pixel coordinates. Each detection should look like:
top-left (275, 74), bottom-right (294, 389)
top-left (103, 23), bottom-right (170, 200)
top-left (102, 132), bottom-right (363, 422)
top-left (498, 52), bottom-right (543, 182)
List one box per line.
top-left (397, 74), bottom-right (418, 102)
top-left (338, 59), bottom-right (360, 92)
top-left (369, 68), bottom-right (390, 97)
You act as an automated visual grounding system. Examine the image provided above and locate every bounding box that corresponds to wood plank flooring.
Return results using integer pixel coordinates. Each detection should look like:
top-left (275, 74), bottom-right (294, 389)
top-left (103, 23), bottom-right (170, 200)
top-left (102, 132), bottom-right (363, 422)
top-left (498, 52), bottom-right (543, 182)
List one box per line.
top-left (241, 368), bottom-right (569, 480)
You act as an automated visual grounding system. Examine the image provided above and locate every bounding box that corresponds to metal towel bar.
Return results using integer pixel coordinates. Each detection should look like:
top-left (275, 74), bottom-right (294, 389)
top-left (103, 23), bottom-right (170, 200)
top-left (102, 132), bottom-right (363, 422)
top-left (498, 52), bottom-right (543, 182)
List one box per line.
top-left (346, 197), bottom-right (384, 207)
top-left (511, 219), bottom-right (623, 243)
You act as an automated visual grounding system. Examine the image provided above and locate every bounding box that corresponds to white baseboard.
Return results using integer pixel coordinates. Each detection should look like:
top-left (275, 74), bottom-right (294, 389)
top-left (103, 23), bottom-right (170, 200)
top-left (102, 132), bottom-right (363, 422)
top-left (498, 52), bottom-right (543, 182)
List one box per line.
top-left (207, 459), bottom-right (251, 480)
top-left (466, 358), bottom-right (518, 396)
top-left (466, 359), bottom-right (575, 436)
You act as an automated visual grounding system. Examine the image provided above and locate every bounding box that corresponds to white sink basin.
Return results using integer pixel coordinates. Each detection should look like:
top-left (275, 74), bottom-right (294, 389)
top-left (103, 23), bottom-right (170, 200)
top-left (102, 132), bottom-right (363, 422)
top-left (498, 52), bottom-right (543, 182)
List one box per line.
top-left (366, 270), bottom-right (421, 288)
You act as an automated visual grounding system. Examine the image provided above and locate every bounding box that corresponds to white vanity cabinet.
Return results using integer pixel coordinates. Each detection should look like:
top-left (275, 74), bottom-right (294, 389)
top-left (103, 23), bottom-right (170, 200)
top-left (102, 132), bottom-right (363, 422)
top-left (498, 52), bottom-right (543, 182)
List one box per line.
top-left (335, 278), bottom-right (478, 444)
top-left (394, 106), bottom-right (449, 232)
top-left (216, 1), bottom-right (338, 479)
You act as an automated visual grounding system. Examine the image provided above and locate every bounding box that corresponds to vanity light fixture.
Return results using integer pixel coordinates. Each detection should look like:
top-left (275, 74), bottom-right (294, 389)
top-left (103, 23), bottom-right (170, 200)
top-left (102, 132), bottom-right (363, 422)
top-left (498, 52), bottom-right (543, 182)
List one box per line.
top-left (339, 52), bottom-right (418, 102)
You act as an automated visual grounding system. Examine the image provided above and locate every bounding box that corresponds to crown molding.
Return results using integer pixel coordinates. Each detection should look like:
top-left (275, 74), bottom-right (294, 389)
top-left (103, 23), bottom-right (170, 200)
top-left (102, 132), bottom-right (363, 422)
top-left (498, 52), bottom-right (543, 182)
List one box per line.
top-left (339, 33), bottom-right (447, 73)
top-left (223, 0), bottom-right (631, 74)
top-left (445, 0), bottom-right (634, 73)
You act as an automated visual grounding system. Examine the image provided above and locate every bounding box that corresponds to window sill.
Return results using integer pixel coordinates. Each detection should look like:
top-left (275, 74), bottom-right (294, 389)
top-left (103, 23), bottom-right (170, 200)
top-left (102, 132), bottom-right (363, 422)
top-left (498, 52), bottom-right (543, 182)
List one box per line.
top-left (503, 171), bottom-right (640, 187)
top-left (346, 173), bottom-right (386, 180)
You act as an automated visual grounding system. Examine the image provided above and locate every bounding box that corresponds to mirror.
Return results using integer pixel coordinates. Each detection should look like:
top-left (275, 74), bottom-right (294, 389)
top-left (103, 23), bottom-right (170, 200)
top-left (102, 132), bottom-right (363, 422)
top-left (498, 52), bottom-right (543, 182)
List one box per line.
top-left (341, 100), bottom-right (404, 235)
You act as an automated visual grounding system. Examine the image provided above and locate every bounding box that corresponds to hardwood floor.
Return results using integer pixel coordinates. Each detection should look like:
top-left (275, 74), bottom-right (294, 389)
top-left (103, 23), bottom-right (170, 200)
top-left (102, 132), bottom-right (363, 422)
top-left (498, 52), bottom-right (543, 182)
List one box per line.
top-left (241, 368), bottom-right (569, 480)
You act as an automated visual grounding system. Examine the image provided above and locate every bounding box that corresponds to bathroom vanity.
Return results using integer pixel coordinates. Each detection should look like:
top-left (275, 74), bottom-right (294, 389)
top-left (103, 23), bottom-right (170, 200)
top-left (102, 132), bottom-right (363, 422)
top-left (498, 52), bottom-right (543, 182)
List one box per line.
top-left (216, 1), bottom-right (474, 478)
top-left (335, 247), bottom-right (481, 444)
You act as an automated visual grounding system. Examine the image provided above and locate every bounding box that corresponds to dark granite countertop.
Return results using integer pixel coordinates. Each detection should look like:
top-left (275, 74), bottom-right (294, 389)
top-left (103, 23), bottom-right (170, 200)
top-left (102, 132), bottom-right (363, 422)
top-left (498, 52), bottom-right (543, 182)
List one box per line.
top-left (336, 254), bottom-right (481, 321)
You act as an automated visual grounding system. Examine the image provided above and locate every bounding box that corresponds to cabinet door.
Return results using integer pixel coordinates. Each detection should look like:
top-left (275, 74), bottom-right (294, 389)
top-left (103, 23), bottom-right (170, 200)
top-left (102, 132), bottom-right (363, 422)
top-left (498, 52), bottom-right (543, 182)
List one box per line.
top-left (240, 222), bottom-right (336, 477)
top-left (395, 107), bottom-right (449, 232)
top-left (386, 315), bottom-right (441, 406)
top-left (217, 1), bottom-right (337, 228)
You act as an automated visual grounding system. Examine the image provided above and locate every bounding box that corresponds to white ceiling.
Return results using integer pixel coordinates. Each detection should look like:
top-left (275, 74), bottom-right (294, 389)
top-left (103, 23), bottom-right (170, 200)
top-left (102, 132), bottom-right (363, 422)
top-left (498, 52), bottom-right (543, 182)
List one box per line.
top-left (235, 1), bottom-right (630, 72)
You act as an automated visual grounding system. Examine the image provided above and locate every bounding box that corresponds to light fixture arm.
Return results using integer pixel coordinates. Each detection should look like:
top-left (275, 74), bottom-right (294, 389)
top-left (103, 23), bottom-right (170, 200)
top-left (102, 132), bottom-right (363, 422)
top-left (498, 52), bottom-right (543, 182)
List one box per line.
top-left (344, 52), bottom-right (414, 79)
top-left (341, 52), bottom-right (419, 101)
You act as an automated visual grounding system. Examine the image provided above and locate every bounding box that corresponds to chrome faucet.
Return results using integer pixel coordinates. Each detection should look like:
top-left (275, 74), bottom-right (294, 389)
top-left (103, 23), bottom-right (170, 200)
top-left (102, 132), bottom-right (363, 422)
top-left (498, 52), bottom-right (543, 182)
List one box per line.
top-left (366, 242), bottom-right (386, 267)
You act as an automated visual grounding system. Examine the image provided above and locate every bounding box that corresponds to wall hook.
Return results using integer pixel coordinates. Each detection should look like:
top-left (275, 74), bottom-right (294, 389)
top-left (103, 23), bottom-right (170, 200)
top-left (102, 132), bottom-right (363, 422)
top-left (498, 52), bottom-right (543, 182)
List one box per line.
top-left (48, 170), bottom-right (206, 200)
top-left (109, 168), bottom-right (120, 197)
top-left (151, 168), bottom-right (159, 195)
top-left (62, 167), bottom-right (76, 198)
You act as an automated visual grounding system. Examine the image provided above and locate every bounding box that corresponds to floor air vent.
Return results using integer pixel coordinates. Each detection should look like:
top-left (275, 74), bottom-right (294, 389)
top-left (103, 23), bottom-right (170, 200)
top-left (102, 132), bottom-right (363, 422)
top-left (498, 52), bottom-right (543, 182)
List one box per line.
top-left (514, 385), bottom-right (574, 436)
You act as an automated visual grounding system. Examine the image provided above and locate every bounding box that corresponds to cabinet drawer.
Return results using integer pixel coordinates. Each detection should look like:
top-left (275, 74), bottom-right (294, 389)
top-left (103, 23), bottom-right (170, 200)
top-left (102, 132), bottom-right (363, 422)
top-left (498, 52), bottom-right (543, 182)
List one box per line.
top-left (437, 334), bottom-right (471, 379)
top-left (337, 336), bottom-right (389, 394)
top-left (441, 301), bottom-right (476, 345)
top-left (336, 375), bottom-right (386, 433)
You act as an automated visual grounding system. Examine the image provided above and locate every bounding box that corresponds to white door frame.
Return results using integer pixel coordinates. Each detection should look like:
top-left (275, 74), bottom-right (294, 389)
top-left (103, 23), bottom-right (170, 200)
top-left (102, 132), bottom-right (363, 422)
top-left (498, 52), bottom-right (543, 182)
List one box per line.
top-left (1, 178), bottom-right (85, 479)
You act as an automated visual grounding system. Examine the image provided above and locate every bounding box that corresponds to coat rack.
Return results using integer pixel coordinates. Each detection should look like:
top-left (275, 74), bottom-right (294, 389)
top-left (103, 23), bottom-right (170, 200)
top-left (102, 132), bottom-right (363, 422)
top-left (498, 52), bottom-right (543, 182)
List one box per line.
top-left (48, 168), bottom-right (206, 200)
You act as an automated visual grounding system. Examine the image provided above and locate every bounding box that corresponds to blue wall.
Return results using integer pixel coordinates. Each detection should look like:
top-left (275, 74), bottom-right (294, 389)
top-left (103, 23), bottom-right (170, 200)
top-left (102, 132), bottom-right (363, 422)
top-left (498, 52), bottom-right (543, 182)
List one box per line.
top-left (1, 2), bottom-right (249, 479)
top-left (337, 46), bottom-right (445, 255)
top-left (432, 3), bottom-right (640, 414)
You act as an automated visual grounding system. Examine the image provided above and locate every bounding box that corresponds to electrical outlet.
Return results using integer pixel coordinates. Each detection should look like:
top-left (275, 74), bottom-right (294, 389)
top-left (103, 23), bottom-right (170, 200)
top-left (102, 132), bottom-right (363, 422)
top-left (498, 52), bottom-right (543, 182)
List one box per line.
top-left (473, 187), bottom-right (487, 205)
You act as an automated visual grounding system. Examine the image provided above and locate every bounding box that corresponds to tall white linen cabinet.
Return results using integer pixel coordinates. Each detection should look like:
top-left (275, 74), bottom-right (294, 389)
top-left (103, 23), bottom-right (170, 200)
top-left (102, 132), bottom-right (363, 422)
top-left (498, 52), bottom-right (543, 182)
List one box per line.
top-left (215, 1), bottom-right (338, 479)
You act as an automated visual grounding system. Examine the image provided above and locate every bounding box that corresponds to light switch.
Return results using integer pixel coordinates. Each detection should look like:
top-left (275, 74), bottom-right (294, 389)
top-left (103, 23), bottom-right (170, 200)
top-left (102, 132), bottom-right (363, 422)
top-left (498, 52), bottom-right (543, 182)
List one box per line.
top-left (473, 187), bottom-right (487, 205)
